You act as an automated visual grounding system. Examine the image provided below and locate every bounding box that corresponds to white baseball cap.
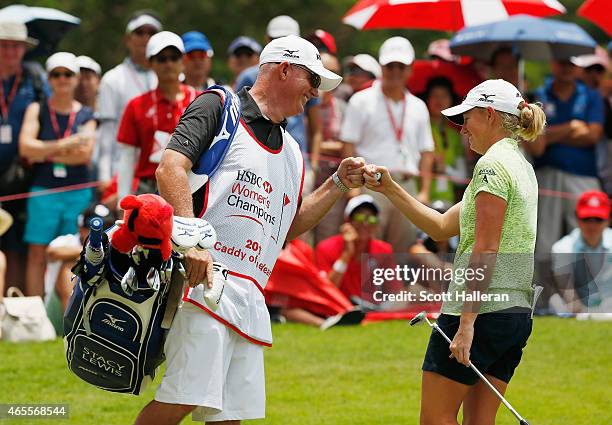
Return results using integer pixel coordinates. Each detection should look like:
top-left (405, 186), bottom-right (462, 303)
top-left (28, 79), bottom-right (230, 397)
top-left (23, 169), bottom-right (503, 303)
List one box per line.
top-left (344, 194), bottom-right (379, 220)
top-left (46, 52), bottom-right (79, 74)
top-left (146, 31), bottom-right (185, 59)
top-left (77, 55), bottom-right (101, 75)
top-left (351, 54), bottom-right (381, 78)
top-left (442, 79), bottom-right (524, 126)
top-left (570, 46), bottom-right (609, 70)
top-left (259, 35), bottom-right (342, 92)
top-left (267, 15), bottom-right (300, 38)
top-left (126, 14), bottom-right (162, 34)
top-left (379, 36), bottom-right (415, 66)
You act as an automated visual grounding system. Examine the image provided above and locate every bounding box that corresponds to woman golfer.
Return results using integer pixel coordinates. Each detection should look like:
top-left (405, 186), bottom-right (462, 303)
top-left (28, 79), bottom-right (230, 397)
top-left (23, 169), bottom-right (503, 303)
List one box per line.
top-left (364, 79), bottom-right (546, 425)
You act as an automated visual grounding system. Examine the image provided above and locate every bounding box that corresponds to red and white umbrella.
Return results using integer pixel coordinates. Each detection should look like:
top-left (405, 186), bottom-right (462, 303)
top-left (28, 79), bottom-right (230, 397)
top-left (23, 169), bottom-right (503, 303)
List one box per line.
top-left (578, 0), bottom-right (612, 36)
top-left (343, 0), bottom-right (566, 31)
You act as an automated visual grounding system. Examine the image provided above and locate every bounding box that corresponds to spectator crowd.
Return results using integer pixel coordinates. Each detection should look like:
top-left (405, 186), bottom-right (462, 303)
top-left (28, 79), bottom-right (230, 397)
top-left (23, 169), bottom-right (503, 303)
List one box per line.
top-left (0, 10), bottom-right (611, 330)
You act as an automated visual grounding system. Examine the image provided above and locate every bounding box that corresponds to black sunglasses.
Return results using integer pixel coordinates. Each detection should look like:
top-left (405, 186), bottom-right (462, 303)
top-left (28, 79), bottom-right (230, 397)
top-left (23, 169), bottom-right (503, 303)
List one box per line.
top-left (153, 53), bottom-right (182, 63)
top-left (133, 28), bottom-right (157, 37)
top-left (384, 62), bottom-right (408, 71)
top-left (291, 64), bottom-right (321, 89)
top-left (49, 71), bottom-right (76, 79)
top-left (579, 217), bottom-right (606, 223)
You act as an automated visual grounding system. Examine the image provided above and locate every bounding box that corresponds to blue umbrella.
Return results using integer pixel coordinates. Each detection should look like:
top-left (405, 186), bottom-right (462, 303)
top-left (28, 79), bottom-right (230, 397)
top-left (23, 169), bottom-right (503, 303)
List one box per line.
top-left (450, 15), bottom-right (596, 62)
top-left (0, 5), bottom-right (80, 58)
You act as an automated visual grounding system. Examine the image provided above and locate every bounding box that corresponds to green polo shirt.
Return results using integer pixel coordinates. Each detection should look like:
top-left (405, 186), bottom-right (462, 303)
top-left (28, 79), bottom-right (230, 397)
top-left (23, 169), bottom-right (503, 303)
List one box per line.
top-left (442, 138), bottom-right (538, 315)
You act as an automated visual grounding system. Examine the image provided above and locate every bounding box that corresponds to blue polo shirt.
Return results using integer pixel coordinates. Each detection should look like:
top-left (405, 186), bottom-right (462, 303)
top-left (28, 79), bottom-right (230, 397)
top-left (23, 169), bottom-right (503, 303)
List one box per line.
top-left (0, 68), bottom-right (50, 172)
top-left (234, 65), bottom-right (320, 154)
top-left (533, 78), bottom-right (604, 177)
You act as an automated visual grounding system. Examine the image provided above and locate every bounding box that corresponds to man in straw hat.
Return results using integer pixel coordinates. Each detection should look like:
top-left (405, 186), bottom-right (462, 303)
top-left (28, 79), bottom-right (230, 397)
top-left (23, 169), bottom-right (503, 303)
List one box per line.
top-left (0, 21), bottom-right (49, 289)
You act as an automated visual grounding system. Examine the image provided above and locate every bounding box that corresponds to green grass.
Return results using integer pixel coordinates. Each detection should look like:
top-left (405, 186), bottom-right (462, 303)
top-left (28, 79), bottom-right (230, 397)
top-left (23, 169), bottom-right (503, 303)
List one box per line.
top-left (0, 318), bottom-right (610, 424)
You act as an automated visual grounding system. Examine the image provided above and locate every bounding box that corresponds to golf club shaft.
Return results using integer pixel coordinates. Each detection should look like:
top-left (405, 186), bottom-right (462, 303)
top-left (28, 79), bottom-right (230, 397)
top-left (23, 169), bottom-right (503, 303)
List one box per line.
top-left (431, 323), bottom-right (528, 424)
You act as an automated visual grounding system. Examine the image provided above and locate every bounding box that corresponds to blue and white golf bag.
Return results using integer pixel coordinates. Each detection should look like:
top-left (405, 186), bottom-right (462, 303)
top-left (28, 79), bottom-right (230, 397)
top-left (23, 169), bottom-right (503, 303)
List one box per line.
top-left (63, 223), bottom-right (182, 394)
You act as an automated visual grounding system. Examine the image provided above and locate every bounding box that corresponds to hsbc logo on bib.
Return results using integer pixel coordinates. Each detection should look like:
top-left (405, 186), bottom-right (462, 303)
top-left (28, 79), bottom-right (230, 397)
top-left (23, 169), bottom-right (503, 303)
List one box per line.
top-left (263, 181), bottom-right (273, 194)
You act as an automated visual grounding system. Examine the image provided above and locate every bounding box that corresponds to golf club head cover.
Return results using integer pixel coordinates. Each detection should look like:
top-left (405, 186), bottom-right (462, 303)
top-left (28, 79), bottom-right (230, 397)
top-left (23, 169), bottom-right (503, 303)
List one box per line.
top-left (112, 194), bottom-right (174, 261)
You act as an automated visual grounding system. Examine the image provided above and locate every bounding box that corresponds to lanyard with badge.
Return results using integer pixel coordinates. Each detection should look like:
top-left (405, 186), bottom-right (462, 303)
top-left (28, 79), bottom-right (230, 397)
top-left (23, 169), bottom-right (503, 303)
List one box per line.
top-left (0, 71), bottom-right (22, 145)
top-left (49, 100), bottom-right (77, 178)
top-left (127, 60), bottom-right (153, 93)
top-left (383, 91), bottom-right (408, 169)
top-left (148, 87), bottom-right (195, 163)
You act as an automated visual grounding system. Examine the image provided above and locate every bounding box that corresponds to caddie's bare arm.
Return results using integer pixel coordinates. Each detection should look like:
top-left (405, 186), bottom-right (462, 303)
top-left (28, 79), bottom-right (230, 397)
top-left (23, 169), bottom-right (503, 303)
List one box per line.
top-left (156, 149), bottom-right (213, 287)
top-left (287, 157), bottom-right (365, 240)
top-left (364, 164), bottom-right (460, 241)
top-left (156, 149), bottom-right (196, 217)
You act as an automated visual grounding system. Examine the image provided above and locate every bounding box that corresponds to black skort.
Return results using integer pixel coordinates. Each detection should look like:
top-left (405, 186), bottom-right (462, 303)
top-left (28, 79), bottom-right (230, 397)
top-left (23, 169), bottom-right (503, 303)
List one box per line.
top-left (422, 308), bottom-right (533, 385)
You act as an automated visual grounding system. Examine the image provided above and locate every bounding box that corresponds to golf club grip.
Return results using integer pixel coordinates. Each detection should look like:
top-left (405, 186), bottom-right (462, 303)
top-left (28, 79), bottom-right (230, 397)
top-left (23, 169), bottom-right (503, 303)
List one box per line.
top-left (519, 421), bottom-right (529, 425)
top-left (89, 217), bottom-right (103, 248)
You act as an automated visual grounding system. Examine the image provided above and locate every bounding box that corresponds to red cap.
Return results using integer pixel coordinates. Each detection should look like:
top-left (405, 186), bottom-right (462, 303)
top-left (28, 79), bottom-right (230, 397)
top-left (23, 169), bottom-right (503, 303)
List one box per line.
top-left (314, 29), bottom-right (337, 55)
top-left (576, 190), bottom-right (611, 220)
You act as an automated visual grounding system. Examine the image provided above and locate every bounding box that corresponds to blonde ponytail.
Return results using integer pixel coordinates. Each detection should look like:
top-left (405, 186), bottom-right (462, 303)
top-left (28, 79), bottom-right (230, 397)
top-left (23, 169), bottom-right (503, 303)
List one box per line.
top-left (499, 101), bottom-right (547, 143)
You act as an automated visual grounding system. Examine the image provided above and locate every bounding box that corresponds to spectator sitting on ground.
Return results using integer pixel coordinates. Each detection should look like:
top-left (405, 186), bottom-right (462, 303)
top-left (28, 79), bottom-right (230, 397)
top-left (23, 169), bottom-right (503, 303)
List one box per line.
top-left (116, 31), bottom-right (198, 200)
top-left (422, 77), bottom-right (467, 203)
top-left (181, 31), bottom-right (215, 91)
top-left (0, 208), bottom-right (14, 301)
top-left (97, 10), bottom-right (161, 189)
top-left (550, 190), bottom-right (612, 314)
top-left (45, 204), bottom-right (115, 310)
top-left (75, 56), bottom-right (101, 111)
top-left (316, 195), bottom-right (399, 303)
top-left (265, 239), bottom-right (364, 330)
top-left (19, 52), bottom-right (96, 297)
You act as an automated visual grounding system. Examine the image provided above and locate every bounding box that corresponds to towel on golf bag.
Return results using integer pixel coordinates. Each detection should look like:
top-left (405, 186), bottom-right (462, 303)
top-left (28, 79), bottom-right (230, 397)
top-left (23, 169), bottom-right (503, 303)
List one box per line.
top-left (63, 194), bottom-right (179, 395)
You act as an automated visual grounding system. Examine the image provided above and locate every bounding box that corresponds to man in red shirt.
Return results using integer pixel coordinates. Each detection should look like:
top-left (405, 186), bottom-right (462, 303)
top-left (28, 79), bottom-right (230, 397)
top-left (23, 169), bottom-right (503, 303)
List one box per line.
top-left (316, 194), bottom-right (397, 303)
top-left (117, 31), bottom-right (197, 200)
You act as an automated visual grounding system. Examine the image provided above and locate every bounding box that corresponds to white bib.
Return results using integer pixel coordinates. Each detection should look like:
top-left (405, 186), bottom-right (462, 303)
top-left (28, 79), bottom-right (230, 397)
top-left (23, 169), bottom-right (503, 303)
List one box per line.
top-left (184, 121), bottom-right (304, 345)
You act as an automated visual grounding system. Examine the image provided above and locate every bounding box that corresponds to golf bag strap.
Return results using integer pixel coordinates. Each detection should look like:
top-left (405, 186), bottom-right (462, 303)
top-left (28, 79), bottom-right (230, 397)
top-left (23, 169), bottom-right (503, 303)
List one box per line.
top-left (161, 266), bottom-right (184, 329)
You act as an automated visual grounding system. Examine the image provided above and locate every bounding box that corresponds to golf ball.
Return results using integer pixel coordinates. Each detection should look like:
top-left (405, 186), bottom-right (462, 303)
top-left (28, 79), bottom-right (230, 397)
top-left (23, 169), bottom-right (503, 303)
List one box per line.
top-left (375, 172), bottom-right (382, 182)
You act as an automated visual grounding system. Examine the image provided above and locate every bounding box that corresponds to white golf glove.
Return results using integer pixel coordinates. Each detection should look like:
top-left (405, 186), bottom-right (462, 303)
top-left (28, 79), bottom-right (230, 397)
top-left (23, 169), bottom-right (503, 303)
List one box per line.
top-left (171, 217), bottom-right (218, 253)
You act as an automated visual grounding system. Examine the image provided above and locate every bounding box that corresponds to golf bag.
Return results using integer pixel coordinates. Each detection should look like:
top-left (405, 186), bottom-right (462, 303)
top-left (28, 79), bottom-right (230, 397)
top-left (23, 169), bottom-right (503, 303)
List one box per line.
top-left (63, 228), bottom-right (183, 395)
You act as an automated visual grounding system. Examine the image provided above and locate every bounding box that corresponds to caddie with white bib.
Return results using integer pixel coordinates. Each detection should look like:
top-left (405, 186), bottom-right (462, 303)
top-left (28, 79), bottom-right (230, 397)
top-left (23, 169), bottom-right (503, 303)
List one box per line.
top-left (137, 36), bottom-right (367, 424)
